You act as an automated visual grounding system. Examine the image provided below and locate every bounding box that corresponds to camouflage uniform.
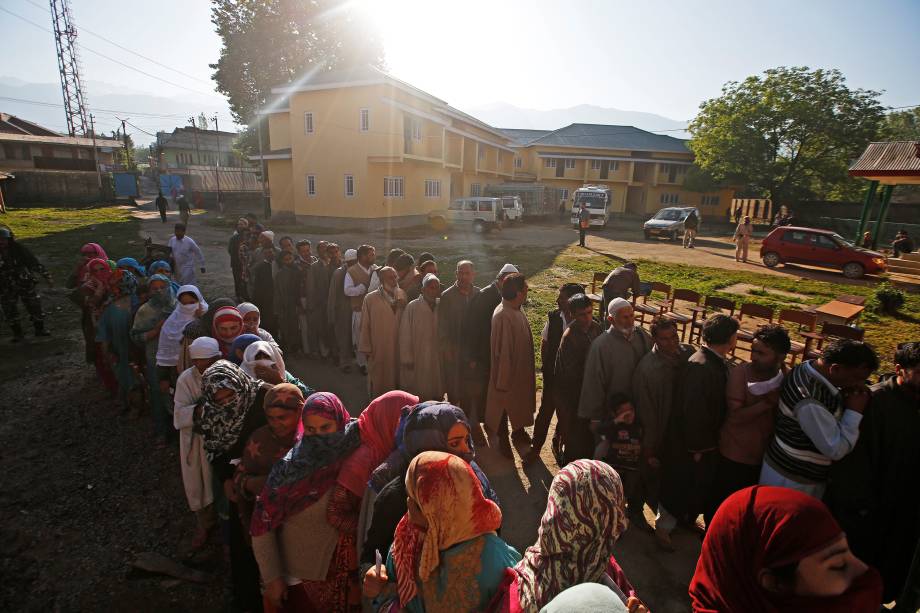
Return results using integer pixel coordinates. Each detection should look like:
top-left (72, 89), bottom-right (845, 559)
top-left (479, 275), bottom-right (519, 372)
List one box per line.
top-left (0, 232), bottom-right (52, 337)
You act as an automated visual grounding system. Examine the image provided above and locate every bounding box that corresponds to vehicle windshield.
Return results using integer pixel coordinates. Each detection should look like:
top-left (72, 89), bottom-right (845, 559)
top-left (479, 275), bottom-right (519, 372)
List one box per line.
top-left (574, 193), bottom-right (607, 209)
top-left (653, 209), bottom-right (687, 221)
top-left (831, 233), bottom-right (853, 246)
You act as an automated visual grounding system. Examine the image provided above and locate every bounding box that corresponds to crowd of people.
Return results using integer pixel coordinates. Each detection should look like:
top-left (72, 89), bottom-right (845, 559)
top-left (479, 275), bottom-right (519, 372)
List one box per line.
top-left (7, 205), bottom-right (919, 613)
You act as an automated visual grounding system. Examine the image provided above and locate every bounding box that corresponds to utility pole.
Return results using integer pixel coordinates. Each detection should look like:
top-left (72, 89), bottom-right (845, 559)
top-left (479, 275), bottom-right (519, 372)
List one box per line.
top-left (50, 0), bottom-right (89, 136)
top-left (188, 116), bottom-right (201, 165)
top-left (88, 113), bottom-right (100, 189)
top-left (212, 114), bottom-right (223, 213)
top-left (116, 117), bottom-right (131, 169)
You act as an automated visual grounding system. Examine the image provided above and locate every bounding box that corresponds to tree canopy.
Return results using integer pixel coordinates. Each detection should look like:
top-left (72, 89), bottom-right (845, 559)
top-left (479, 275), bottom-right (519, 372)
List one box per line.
top-left (881, 106), bottom-right (920, 141)
top-left (210, 0), bottom-right (385, 126)
top-left (688, 67), bottom-right (884, 204)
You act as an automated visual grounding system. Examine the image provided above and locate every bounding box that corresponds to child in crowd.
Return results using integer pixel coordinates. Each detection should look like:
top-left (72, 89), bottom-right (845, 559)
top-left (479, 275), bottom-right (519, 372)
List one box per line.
top-left (594, 393), bottom-right (643, 516)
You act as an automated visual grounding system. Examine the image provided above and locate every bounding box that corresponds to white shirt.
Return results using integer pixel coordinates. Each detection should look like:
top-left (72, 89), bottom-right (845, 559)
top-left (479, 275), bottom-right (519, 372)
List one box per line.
top-left (168, 235), bottom-right (205, 270)
top-left (344, 263), bottom-right (379, 296)
top-left (541, 312), bottom-right (571, 342)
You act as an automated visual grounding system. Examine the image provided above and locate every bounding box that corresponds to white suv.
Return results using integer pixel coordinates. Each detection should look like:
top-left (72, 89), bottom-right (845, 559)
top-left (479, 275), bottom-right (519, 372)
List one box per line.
top-left (429, 197), bottom-right (504, 234)
top-left (500, 196), bottom-right (523, 223)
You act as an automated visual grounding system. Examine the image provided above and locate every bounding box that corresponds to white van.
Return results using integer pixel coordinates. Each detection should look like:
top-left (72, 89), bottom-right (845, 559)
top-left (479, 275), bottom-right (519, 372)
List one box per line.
top-left (500, 196), bottom-right (523, 223)
top-left (429, 197), bottom-right (504, 233)
top-left (570, 185), bottom-right (612, 227)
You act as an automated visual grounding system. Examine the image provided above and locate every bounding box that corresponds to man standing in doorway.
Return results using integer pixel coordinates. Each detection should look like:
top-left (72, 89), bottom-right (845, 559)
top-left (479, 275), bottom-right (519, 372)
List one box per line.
top-left (168, 222), bottom-right (205, 285)
top-left (578, 201), bottom-right (591, 247)
top-left (155, 191), bottom-right (168, 223)
top-left (437, 260), bottom-right (479, 409)
top-left (346, 244), bottom-right (378, 375)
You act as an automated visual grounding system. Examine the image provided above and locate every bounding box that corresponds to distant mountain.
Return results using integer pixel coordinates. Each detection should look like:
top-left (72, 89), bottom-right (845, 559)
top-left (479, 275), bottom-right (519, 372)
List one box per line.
top-left (462, 101), bottom-right (689, 136)
top-left (0, 77), bottom-right (236, 146)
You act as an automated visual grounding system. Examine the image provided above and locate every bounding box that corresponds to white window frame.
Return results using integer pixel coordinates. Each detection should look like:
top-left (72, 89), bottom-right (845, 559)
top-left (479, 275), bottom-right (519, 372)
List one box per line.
top-left (384, 176), bottom-right (404, 198)
top-left (304, 112), bottom-right (314, 134)
top-left (470, 183), bottom-right (481, 197)
top-left (306, 174), bottom-right (316, 197)
top-left (359, 108), bottom-right (369, 132)
top-left (514, 156), bottom-right (522, 168)
top-left (560, 188), bottom-right (569, 201)
top-left (544, 158), bottom-right (556, 168)
top-left (478, 146), bottom-right (486, 161)
top-left (344, 174), bottom-right (355, 197)
top-left (564, 158), bottom-right (576, 169)
top-left (702, 194), bottom-right (719, 206)
top-left (591, 160), bottom-right (601, 170)
top-left (413, 120), bottom-right (422, 142)
top-left (611, 161), bottom-right (619, 171)
top-left (496, 151), bottom-right (502, 165)
top-left (424, 179), bottom-right (441, 198)
top-left (659, 193), bottom-right (679, 205)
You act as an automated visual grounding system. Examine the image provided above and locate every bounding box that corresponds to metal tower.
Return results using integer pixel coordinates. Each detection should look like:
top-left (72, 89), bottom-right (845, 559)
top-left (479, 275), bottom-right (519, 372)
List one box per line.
top-left (49, 0), bottom-right (89, 136)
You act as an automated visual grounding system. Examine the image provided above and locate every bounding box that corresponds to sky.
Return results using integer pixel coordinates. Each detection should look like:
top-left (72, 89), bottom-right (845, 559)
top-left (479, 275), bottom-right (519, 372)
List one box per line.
top-left (0, 0), bottom-right (918, 139)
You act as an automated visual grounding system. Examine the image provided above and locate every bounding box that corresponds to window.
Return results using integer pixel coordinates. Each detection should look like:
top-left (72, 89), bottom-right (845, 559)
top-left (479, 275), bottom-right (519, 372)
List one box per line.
top-left (344, 174), bottom-right (355, 197)
top-left (611, 161), bottom-right (619, 171)
top-left (424, 179), bottom-right (441, 198)
top-left (701, 195), bottom-right (720, 206)
top-left (816, 234), bottom-right (838, 250)
top-left (564, 159), bottom-right (576, 169)
top-left (304, 112), bottom-right (314, 134)
top-left (359, 108), bottom-right (369, 132)
top-left (306, 174), bottom-right (316, 197)
top-left (544, 158), bottom-right (556, 168)
top-left (448, 199), bottom-right (464, 211)
top-left (560, 188), bottom-right (569, 201)
top-left (478, 147), bottom-right (486, 161)
top-left (514, 156), bottom-right (522, 168)
top-left (470, 183), bottom-right (481, 197)
top-left (413, 120), bottom-right (422, 142)
top-left (591, 160), bottom-right (601, 170)
top-left (785, 231), bottom-right (813, 245)
top-left (384, 176), bottom-right (404, 198)
top-left (478, 200), bottom-right (494, 212)
top-left (659, 193), bottom-right (679, 205)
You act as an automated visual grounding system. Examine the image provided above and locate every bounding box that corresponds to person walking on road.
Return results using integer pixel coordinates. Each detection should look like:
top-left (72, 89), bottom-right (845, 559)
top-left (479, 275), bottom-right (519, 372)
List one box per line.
top-left (177, 193), bottom-right (191, 225)
top-left (155, 191), bottom-right (168, 223)
top-left (683, 210), bottom-right (699, 248)
top-left (733, 215), bottom-right (754, 263)
top-left (578, 202), bottom-right (591, 247)
top-left (168, 222), bottom-right (206, 285)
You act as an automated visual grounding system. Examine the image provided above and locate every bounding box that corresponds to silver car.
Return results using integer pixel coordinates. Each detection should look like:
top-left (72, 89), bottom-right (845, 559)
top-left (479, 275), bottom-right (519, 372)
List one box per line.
top-left (643, 207), bottom-right (701, 241)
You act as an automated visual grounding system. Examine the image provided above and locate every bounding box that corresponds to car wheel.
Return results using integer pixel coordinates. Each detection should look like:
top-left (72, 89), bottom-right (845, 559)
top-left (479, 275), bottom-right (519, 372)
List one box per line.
top-left (473, 220), bottom-right (485, 234)
top-left (762, 252), bottom-right (780, 268)
top-left (843, 262), bottom-right (865, 279)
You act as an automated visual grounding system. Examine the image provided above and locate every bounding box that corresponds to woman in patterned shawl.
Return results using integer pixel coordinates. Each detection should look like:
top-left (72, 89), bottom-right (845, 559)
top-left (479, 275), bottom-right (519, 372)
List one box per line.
top-left (489, 460), bottom-right (644, 613)
top-left (68, 243), bottom-right (107, 364)
top-left (177, 297), bottom-right (235, 371)
top-left (95, 269), bottom-right (139, 410)
top-left (366, 451), bottom-right (520, 613)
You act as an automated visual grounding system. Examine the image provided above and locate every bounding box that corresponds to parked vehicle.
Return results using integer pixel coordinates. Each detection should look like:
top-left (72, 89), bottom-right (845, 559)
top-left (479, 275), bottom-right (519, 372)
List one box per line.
top-left (643, 206), bottom-right (700, 241)
top-left (500, 196), bottom-right (523, 223)
top-left (485, 183), bottom-right (560, 218)
top-left (760, 226), bottom-right (887, 279)
top-left (428, 197), bottom-right (504, 234)
top-left (570, 185), bottom-right (611, 227)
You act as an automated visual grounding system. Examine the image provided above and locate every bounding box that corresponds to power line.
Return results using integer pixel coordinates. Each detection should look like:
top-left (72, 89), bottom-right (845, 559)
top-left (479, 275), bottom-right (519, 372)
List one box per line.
top-left (21, 0), bottom-right (213, 87)
top-left (0, 95), bottom-right (229, 122)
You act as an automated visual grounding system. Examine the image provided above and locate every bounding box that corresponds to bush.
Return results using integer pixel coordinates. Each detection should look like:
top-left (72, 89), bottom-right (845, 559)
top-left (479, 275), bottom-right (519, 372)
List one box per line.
top-left (875, 283), bottom-right (905, 314)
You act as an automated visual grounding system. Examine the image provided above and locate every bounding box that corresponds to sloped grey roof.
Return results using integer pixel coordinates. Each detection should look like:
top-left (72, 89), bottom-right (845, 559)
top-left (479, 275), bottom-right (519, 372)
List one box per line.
top-left (849, 141), bottom-right (920, 177)
top-left (529, 123), bottom-right (690, 153)
top-left (498, 128), bottom-right (552, 146)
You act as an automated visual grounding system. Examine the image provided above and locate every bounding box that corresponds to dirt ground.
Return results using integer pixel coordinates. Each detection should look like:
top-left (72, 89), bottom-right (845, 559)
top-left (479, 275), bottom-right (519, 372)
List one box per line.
top-left (6, 202), bottom-right (882, 612)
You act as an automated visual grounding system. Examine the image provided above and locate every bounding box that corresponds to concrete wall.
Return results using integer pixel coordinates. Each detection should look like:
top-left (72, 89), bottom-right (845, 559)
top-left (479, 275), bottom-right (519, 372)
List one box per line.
top-left (2, 169), bottom-right (113, 205)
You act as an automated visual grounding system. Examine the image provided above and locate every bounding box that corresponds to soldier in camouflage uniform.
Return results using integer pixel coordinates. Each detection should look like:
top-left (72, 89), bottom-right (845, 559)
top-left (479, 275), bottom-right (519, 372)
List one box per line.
top-left (0, 227), bottom-right (52, 341)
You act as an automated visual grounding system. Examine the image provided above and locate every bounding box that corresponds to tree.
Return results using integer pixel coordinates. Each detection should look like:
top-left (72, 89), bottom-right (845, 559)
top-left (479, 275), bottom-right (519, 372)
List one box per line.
top-left (210, 0), bottom-right (385, 129)
top-left (881, 106), bottom-right (920, 140)
top-left (688, 67), bottom-right (884, 204)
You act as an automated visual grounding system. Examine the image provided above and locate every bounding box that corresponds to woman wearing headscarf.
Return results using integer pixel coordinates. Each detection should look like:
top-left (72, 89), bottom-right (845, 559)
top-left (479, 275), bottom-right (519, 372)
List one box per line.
top-left (489, 460), bottom-right (644, 613)
top-left (238, 302), bottom-right (278, 345)
top-left (230, 333), bottom-right (262, 365)
top-left (174, 336), bottom-right (222, 547)
top-left (157, 286), bottom-right (207, 398)
top-left (146, 260), bottom-right (180, 292)
top-left (196, 360), bottom-right (273, 613)
top-left (251, 392), bottom-right (362, 612)
top-left (211, 305), bottom-right (244, 358)
top-left (365, 451), bottom-right (520, 613)
top-left (240, 340), bottom-right (312, 398)
top-left (131, 273), bottom-right (177, 442)
top-left (95, 269), bottom-right (138, 410)
top-left (178, 297), bottom-right (235, 371)
top-left (67, 243), bottom-right (107, 364)
top-left (116, 257), bottom-right (147, 280)
top-left (689, 485), bottom-right (882, 613)
top-left (359, 402), bottom-right (499, 577)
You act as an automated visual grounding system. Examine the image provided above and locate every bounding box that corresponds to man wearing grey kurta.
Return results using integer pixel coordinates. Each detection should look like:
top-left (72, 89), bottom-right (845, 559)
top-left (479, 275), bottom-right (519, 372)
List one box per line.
top-left (437, 260), bottom-right (479, 408)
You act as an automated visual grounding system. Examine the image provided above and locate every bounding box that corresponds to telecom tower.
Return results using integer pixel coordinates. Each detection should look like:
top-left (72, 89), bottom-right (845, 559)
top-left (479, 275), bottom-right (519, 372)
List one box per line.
top-left (49, 0), bottom-right (89, 136)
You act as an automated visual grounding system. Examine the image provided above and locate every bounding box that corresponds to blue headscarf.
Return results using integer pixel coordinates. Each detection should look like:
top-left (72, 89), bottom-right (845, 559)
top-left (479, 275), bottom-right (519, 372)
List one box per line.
top-left (116, 257), bottom-right (146, 278)
top-left (146, 273), bottom-right (177, 314)
top-left (228, 333), bottom-right (261, 365)
top-left (146, 260), bottom-right (179, 292)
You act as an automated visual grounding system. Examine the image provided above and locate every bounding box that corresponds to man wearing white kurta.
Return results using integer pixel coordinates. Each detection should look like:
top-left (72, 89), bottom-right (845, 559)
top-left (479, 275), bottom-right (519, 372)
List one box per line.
top-left (168, 223), bottom-right (206, 285)
top-left (344, 244), bottom-right (379, 371)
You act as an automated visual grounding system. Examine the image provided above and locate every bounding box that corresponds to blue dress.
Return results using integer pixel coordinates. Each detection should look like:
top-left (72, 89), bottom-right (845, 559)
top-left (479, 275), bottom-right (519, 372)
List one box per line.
top-left (96, 298), bottom-right (137, 394)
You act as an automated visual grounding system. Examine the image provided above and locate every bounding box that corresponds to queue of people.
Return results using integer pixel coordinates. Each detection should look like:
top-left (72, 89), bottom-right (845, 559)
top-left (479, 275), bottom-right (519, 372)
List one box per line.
top-left (41, 208), bottom-right (920, 613)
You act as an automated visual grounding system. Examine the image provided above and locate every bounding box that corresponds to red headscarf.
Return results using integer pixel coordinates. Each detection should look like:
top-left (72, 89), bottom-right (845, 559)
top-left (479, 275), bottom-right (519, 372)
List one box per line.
top-left (84, 257), bottom-right (113, 285)
top-left (689, 486), bottom-right (882, 613)
top-left (337, 390), bottom-right (418, 497)
top-left (211, 306), bottom-right (244, 355)
top-left (77, 243), bottom-right (107, 279)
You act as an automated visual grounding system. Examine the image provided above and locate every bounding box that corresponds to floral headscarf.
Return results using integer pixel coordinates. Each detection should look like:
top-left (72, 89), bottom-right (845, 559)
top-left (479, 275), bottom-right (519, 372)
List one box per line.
top-left (392, 451), bottom-right (503, 607)
top-left (196, 360), bottom-right (263, 461)
top-left (250, 392), bottom-right (360, 537)
top-left (515, 460), bottom-right (628, 612)
top-left (109, 269), bottom-right (138, 299)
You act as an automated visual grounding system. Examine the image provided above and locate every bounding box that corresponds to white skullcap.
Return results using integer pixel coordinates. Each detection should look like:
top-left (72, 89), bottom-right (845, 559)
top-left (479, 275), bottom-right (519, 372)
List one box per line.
top-left (498, 263), bottom-right (519, 276)
top-left (607, 297), bottom-right (632, 317)
top-left (260, 230), bottom-right (275, 241)
top-left (344, 248), bottom-right (358, 261)
top-left (189, 336), bottom-right (221, 359)
top-left (422, 273), bottom-right (440, 287)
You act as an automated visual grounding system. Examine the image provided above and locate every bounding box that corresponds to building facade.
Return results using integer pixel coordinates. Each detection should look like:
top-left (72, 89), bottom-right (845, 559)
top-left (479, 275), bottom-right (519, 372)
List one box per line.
top-left (155, 127), bottom-right (250, 170)
top-left (260, 67), bottom-right (733, 226)
top-left (0, 112), bottom-right (122, 172)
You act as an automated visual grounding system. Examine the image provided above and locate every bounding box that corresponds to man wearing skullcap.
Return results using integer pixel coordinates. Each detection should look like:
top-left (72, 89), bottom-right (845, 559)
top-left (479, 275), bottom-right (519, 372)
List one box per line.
top-left (398, 273), bottom-right (444, 400)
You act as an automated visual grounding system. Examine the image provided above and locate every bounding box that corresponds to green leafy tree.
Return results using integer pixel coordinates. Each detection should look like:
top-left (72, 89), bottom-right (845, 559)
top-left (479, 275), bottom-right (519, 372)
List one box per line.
top-left (210, 0), bottom-right (385, 133)
top-left (688, 67), bottom-right (884, 204)
top-left (881, 106), bottom-right (920, 140)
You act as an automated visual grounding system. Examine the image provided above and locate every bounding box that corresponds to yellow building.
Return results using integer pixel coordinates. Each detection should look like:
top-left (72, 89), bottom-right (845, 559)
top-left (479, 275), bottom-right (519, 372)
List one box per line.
top-left (259, 67), bottom-right (733, 226)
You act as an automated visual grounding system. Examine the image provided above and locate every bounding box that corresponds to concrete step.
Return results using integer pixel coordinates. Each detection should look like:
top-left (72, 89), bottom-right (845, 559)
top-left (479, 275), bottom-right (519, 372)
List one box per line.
top-left (900, 252), bottom-right (920, 263)
top-left (888, 258), bottom-right (920, 272)
top-left (888, 263), bottom-right (920, 276)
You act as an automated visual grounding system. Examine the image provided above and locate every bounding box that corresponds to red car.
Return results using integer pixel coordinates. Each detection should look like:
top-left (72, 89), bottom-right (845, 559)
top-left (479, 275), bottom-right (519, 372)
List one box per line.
top-left (760, 226), bottom-right (887, 279)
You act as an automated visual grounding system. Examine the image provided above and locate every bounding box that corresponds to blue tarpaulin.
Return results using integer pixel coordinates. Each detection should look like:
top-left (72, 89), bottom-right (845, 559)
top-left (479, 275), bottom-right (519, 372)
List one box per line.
top-left (159, 175), bottom-right (184, 199)
top-left (113, 172), bottom-right (138, 197)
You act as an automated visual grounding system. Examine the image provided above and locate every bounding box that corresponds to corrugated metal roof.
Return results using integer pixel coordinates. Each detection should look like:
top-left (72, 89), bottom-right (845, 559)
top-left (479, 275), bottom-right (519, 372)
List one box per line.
top-left (498, 128), bottom-right (552, 146)
top-left (528, 123), bottom-right (690, 154)
top-left (0, 132), bottom-right (123, 148)
top-left (849, 141), bottom-right (920, 176)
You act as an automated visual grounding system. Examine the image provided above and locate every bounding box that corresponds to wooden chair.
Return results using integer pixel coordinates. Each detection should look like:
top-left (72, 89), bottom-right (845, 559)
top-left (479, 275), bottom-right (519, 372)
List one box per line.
top-left (778, 308), bottom-right (819, 366)
top-left (805, 322), bottom-right (865, 360)
top-left (585, 272), bottom-right (606, 319)
top-left (689, 296), bottom-right (736, 345)
top-left (662, 289), bottom-right (702, 342)
top-left (634, 281), bottom-right (671, 327)
top-left (732, 303), bottom-right (774, 359)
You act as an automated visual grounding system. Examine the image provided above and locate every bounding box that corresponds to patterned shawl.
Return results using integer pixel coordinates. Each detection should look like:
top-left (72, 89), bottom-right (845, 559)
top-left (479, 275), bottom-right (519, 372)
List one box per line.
top-left (250, 392), bottom-right (361, 537)
top-left (337, 390), bottom-right (418, 497)
top-left (109, 269), bottom-right (138, 299)
top-left (514, 460), bottom-right (628, 612)
top-left (196, 360), bottom-right (263, 461)
top-left (392, 451), bottom-right (503, 607)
